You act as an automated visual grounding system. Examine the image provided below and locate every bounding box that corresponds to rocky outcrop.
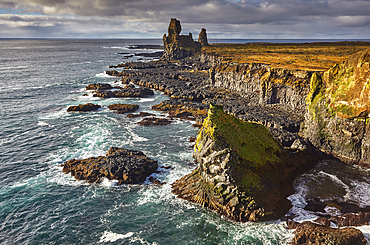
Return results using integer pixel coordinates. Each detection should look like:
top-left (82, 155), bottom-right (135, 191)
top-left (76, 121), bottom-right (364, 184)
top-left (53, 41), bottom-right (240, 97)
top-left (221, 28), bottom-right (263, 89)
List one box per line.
top-left (198, 28), bottom-right (208, 47)
top-left (67, 103), bottom-right (101, 112)
top-left (127, 112), bottom-right (155, 118)
top-left (162, 18), bottom-right (207, 60)
top-left (288, 221), bottom-right (366, 245)
top-left (93, 84), bottom-right (154, 98)
top-left (62, 147), bottom-right (158, 185)
top-left (86, 83), bottom-right (113, 90)
top-left (302, 49), bottom-right (370, 167)
top-left (172, 104), bottom-right (314, 222)
top-left (136, 117), bottom-right (172, 126)
top-left (108, 103), bottom-right (139, 114)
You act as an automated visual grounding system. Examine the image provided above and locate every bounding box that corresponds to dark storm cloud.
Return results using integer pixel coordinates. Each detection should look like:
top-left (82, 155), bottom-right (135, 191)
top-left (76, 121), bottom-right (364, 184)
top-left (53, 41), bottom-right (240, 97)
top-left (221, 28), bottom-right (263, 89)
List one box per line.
top-left (0, 0), bottom-right (369, 38)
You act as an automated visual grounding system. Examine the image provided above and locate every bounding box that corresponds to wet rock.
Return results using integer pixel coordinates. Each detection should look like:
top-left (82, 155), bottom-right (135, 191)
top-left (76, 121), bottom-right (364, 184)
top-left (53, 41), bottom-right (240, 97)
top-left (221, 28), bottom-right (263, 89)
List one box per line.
top-left (330, 212), bottom-right (370, 227)
top-left (108, 103), bottom-right (139, 114)
top-left (172, 104), bottom-right (315, 222)
top-left (86, 83), bottom-right (113, 90)
top-left (127, 112), bottom-right (155, 118)
top-left (136, 117), bottom-right (172, 126)
top-left (67, 103), bottom-right (101, 112)
top-left (93, 84), bottom-right (154, 98)
top-left (62, 147), bottom-right (158, 185)
top-left (290, 221), bottom-right (366, 245)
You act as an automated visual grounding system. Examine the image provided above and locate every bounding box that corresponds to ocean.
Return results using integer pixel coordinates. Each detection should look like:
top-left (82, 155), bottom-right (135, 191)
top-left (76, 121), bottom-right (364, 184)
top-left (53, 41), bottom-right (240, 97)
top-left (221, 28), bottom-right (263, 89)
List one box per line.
top-left (1, 39), bottom-right (370, 244)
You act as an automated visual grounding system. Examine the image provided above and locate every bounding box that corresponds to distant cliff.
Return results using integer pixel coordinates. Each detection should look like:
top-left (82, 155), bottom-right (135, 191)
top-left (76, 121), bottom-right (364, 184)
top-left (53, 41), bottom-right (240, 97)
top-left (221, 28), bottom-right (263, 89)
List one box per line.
top-left (162, 18), bottom-right (208, 60)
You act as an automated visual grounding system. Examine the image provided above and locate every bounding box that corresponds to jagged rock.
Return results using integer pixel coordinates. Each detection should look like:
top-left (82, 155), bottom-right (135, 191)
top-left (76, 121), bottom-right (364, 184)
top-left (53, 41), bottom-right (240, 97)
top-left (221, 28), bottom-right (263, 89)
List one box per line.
top-left (67, 103), bottom-right (101, 112)
top-left (86, 83), bottom-right (113, 90)
top-left (302, 49), bottom-right (370, 167)
top-left (172, 104), bottom-right (314, 222)
top-left (162, 18), bottom-right (207, 60)
top-left (127, 112), bottom-right (155, 118)
top-left (289, 221), bottom-right (366, 245)
top-left (108, 103), bottom-right (139, 114)
top-left (136, 117), bottom-right (172, 126)
top-left (198, 28), bottom-right (208, 47)
top-left (93, 84), bottom-right (154, 98)
top-left (62, 147), bottom-right (158, 185)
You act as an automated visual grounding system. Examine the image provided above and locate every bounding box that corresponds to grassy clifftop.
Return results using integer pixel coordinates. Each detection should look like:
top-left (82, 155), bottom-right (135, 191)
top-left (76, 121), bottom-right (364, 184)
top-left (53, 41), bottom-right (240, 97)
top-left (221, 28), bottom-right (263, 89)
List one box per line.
top-left (202, 42), bottom-right (370, 71)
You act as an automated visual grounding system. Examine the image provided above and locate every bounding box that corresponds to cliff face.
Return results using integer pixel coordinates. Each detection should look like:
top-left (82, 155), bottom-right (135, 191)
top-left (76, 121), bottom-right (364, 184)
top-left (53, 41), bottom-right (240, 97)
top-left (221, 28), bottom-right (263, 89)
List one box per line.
top-left (209, 62), bottom-right (313, 114)
top-left (303, 49), bottom-right (370, 167)
top-left (172, 104), bottom-right (313, 222)
top-left (162, 18), bottom-right (208, 60)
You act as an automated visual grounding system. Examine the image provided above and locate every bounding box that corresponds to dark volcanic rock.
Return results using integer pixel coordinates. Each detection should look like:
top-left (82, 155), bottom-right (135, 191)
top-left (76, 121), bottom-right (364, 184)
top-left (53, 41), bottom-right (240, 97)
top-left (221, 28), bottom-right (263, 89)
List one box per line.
top-left (93, 84), bottom-right (154, 98)
top-left (289, 221), bottom-right (366, 245)
top-left (136, 117), bottom-right (172, 126)
top-left (108, 103), bottom-right (139, 114)
top-left (86, 83), bottom-right (113, 90)
top-left (62, 147), bottom-right (158, 185)
top-left (135, 51), bottom-right (164, 58)
top-left (172, 104), bottom-right (315, 222)
top-left (198, 28), bottom-right (208, 47)
top-left (127, 112), bottom-right (155, 118)
top-left (67, 103), bottom-right (101, 112)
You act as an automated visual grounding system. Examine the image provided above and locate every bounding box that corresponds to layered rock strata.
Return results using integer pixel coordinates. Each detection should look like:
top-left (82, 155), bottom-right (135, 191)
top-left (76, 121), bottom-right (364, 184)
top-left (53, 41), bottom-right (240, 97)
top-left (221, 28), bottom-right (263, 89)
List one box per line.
top-left (172, 104), bottom-right (314, 222)
top-left (302, 49), bottom-right (370, 167)
top-left (92, 83), bottom-right (154, 98)
top-left (62, 147), bottom-right (158, 185)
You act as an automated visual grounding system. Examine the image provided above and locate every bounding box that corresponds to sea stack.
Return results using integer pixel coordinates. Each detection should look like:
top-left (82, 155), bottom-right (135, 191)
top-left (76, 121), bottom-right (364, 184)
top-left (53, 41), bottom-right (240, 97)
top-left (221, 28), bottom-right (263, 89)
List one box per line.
top-left (172, 104), bottom-right (314, 222)
top-left (162, 18), bottom-right (208, 60)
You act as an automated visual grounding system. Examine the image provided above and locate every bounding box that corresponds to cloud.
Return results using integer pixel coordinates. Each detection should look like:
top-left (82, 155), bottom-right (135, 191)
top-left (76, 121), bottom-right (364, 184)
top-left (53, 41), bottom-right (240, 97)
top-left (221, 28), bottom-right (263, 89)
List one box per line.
top-left (0, 0), bottom-right (370, 38)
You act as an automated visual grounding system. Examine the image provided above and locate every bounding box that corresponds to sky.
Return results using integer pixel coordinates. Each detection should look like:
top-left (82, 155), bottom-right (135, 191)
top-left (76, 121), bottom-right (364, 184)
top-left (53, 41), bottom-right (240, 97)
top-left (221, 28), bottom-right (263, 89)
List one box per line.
top-left (0, 0), bottom-right (370, 39)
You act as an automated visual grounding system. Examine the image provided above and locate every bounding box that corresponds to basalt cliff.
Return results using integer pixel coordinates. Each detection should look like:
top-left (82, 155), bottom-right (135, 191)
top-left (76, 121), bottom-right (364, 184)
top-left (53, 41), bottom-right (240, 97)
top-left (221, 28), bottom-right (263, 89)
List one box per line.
top-left (302, 48), bottom-right (370, 167)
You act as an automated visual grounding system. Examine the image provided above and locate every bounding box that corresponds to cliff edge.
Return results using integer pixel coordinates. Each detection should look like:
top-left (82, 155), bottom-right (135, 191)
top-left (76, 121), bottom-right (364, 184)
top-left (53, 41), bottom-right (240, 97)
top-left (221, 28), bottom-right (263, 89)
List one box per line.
top-left (303, 48), bottom-right (370, 167)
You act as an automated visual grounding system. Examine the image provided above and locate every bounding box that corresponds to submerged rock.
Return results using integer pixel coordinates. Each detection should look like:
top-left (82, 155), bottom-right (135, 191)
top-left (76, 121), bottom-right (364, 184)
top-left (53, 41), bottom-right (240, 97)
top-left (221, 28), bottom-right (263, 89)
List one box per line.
top-left (62, 147), bottom-right (158, 185)
top-left (67, 103), bottom-right (101, 112)
top-left (127, 112), bottom-right (155, 118)
top-left (302, 49), bottom-right (370, 167)
top-left (172, 104), bottom-right (314, 222)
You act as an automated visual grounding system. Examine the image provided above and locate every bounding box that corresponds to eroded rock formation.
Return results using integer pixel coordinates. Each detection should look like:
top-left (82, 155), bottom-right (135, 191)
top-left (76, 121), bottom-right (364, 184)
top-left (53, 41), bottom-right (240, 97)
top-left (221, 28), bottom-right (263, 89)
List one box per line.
top-left (172, 104), bottom-right (314, 222)
top-left (67, 103), bottom-right (101, 112)
top-left (62, 147), bottom-right (158, 185)
top-left (162, 18), bottom-right (207, 60)
top-left (302, 49), bottom-right (370, 167)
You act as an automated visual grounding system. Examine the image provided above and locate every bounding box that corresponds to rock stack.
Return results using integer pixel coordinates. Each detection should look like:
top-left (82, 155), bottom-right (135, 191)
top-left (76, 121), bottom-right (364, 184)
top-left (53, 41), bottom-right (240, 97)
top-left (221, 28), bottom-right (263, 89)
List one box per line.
top-left (162, 18), bottom-right (208, 60)
top-left (172, 104), bottom-right (314, 222)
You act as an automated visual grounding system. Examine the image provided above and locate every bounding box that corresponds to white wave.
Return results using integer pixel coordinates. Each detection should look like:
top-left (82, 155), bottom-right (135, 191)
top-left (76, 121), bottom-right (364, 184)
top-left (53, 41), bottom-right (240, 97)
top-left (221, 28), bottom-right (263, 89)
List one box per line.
top-left (38, 121), bottom-right (49, 126)
top-left (0, 65), bottom-right (28, 70)
top-left (357, 226), bottom-right (370, 244)
top-left (39, 108), bottom-right (68, 120)
top-left (99, 231), bottom-right (134, 242)
top-left (95, 72), bottom-right (111, 78)
top-left (102, 46), bottom-right (130, 50)
top-left (319, 171), bottom-right (352, 200)
top-left (100, 178), bottom-right (118, 187)
top-left (138, 98), bottom-right (156, 102)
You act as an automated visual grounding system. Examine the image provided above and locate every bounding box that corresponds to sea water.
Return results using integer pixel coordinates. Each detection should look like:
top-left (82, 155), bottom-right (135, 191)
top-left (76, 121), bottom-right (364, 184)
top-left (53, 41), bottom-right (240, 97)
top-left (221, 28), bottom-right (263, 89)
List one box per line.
top-left (1, 39), bottom-right (370, 244)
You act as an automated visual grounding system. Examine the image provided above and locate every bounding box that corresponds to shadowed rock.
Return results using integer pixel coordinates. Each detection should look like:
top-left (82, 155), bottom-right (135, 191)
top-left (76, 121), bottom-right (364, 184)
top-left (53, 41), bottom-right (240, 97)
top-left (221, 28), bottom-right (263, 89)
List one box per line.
top-left (67, 103), bottom-right (101, 112)
top-left (108, 103), bottom-right (139, 114)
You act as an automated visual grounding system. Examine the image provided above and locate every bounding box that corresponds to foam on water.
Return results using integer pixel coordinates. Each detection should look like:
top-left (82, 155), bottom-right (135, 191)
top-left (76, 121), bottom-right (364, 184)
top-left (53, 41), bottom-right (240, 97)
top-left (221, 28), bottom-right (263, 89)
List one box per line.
top-left (95, 71), bottom-right (112, 78)
top-left (99, 231), bottom-right (134, 242)
top-left (38, 121), bottom-right (49, 126)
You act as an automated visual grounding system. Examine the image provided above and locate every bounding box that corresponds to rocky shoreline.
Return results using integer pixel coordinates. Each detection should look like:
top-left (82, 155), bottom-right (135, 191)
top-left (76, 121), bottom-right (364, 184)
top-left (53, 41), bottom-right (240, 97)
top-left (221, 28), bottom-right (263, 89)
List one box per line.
top-left (61, 18), bottom-right (370, 244)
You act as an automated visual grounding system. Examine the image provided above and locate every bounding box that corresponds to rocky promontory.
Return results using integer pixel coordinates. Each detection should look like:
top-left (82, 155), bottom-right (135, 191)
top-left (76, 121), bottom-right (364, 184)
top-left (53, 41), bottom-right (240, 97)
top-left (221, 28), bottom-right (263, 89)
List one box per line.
top-left (62, 147), bottom-right (158, 185)
top-left (172, 104), bottom-right (314, 222)
top-left (302, 49), bottom-right (370, 167)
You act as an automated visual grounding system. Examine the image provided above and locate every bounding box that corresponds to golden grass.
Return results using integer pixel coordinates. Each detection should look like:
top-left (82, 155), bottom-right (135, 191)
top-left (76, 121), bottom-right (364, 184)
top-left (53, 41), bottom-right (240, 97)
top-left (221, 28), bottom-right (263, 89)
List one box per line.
top-left (202, 41), bottom-right (370, 71)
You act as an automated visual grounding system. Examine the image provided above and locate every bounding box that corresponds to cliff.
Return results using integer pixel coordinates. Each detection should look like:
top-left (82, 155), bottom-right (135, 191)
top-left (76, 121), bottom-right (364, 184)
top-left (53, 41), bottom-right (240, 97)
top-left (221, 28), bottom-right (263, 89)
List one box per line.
top-left (302, 48), bottom-right (370, 167)
top-left (162, 18), bottom-right (208, 60)
top-left (172, 104), bottom-right (314, 222)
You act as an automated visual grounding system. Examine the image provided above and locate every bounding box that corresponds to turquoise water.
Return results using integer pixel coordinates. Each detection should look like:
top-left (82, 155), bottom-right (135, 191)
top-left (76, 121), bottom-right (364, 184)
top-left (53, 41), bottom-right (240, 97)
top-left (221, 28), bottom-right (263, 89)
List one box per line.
top-left (1, 39), bottom-right (370, 244)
